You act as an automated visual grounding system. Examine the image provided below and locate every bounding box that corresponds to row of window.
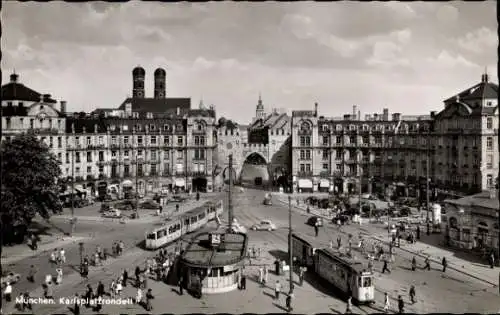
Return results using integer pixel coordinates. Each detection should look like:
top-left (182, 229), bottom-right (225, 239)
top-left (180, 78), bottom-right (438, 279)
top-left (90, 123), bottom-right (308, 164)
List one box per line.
top-left (3, 117), bottom-right (63, 130)
top-left (66, 162), bottom-right (206, 177)
top-left (62, 149), bottom-right (206, 164)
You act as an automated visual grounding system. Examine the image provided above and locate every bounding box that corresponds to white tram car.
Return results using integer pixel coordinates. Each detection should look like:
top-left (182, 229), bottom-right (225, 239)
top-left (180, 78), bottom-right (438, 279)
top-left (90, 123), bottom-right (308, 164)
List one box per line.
top-left (145, 200), bottom-right (224, 250)
top-left (314, 248), bottom-right (375, 304)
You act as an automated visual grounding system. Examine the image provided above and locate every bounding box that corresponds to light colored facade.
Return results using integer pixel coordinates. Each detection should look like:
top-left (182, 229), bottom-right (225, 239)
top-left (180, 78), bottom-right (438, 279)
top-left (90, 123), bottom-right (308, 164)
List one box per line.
top-left (291, 73), bottom-right (498, 195)
top-left (443, 190), bottom-right (499, 257)
top-left (1, 73), bottom-right (68, 176)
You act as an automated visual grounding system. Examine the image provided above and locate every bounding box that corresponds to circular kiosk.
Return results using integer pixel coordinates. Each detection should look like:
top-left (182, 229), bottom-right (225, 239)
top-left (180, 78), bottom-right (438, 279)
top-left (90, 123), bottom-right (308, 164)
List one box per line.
top-left (180, 232), bottom-right (248, 294)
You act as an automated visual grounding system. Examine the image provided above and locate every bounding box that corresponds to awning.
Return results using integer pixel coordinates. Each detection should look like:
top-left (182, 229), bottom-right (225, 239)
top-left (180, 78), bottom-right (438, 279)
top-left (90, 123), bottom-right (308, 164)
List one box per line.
top-left (175, 179), bottom-right (186, 187)
top-left (122, 180), bottom-right (133, 187)
top-left (319, 179), bottom-right (330, 188)
top-left (298, 179), bottom-right (313, 189)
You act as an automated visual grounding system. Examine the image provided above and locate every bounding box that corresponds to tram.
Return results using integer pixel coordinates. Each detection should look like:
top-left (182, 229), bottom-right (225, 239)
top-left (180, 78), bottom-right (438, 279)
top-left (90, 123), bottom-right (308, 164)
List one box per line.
top-left (291, 232), bottom-right (322, 269)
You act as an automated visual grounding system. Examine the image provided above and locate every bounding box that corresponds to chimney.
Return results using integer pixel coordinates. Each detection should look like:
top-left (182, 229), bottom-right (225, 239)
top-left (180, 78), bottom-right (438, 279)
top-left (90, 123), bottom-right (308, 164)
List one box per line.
top-left (365, 114), bottom-right (371, 121)
top-left (176, 107), bottom-right (180, 115)
top-left (392, 113), bottom-right (401, 121)
top-left (42, 94), bottom-right (51, 103)
top-left (343, 114), bottom-right (351, 121)
top-left (358, 110), bottom-right (361, 121)
top-left (482, 72), bottom-right (489, 83)
top-left (314, 102), bottom-right (318, 117)
top-left (10, 73), bottom-right (19, 83)
top-left (373, 113), bottom-right (378, 120)
top-left (352, 105), bottom-right (357, 120)
top-left (383, 108), bottom-right (389, 121)
top-left (430, 111), bottom-right (436, 118)
top-left (60, 101), bottom-right (67, 113)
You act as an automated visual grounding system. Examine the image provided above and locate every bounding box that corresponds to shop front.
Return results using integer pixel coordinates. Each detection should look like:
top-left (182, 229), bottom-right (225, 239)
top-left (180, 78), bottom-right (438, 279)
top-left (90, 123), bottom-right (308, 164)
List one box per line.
top-left (297, 179), bottom-right (313, 193)
top-left (318, 179), bottom-right (330, 193)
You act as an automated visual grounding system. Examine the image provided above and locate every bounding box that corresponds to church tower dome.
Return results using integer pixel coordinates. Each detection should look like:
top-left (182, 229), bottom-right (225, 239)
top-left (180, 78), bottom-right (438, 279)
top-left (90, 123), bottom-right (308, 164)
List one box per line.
top-left (132, 66), bottom-right (146, 98)
top-left (154, 67), bottom-right (166, 99)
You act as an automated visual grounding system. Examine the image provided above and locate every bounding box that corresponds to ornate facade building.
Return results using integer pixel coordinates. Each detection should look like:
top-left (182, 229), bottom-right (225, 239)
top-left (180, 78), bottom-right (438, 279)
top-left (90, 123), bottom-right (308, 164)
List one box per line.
top-left (291, 73), bottom-right (498, 197)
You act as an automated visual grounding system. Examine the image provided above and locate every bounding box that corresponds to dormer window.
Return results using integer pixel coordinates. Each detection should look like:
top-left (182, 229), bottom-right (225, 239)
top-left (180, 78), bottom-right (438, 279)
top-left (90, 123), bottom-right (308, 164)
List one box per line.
top-left (150, 124), bottom-right (155, 131)
top-left (110, 125), bottom-right (116, 131)
top-left (40, 105), bottom-right (44, 110)
top-left (486, 101), bottom-right (492, 106)
top-left (163, 124), bottom-right (169, 131)
top-left (300, 122), bottom-right (311, 131)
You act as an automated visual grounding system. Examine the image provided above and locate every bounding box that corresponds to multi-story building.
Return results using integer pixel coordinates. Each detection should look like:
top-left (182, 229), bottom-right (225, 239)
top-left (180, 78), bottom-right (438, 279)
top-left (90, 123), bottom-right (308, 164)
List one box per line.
top-left (433, 72), bottom-right (498, 193)
top-left (1, 72), bottom-right (68, 175)
top-left (291, 72), bottom-right (498, 196)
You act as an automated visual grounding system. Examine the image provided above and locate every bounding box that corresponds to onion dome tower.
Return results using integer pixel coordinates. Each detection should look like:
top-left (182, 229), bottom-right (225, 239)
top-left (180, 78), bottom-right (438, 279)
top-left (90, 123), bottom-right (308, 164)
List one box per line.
top-left (132, 66), bottom-right (146, 98)
top-left (154, 68), bottom-right (166, 99)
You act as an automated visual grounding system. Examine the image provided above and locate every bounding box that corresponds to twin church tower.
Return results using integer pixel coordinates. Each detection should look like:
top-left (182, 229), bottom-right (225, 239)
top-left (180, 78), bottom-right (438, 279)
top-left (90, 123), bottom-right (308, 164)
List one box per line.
top-left (132, 66), bottom-right (166, 99)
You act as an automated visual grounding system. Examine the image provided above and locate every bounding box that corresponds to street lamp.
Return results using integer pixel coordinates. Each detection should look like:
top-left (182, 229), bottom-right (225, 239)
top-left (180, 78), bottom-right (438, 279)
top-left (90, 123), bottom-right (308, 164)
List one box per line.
top-left (79, 242), bottom-right (84, 273)
top-left (288, 195), bottom-right (293, 296)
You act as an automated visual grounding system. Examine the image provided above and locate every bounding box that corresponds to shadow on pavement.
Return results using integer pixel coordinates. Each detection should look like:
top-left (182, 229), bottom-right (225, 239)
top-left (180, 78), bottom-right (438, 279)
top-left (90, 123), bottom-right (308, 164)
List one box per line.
top-left (262, 290), bottom-right (275, 300)
top-left (272, 302), bottom-right (289, 312)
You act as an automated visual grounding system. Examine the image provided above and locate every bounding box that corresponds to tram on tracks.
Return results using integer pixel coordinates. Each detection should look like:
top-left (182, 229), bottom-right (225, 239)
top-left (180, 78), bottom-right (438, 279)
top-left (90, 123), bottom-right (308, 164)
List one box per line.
top-left (145, 199), bottom-right (224, 250)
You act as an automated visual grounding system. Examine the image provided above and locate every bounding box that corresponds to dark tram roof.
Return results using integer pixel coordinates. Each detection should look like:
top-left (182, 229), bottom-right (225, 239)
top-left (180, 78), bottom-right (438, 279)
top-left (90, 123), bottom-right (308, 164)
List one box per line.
top-left (316, 248), bottom-right (369, 274)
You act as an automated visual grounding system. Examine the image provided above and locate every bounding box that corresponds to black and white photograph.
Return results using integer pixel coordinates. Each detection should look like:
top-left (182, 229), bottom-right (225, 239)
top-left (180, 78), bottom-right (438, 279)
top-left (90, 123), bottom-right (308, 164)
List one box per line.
top-left (1, 2), bottom-right (499, 314)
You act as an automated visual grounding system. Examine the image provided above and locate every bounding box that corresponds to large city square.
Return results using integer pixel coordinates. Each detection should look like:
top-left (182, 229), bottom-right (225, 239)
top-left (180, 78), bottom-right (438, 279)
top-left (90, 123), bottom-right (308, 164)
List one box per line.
top-left (1, 1), bottom-right (499, 314)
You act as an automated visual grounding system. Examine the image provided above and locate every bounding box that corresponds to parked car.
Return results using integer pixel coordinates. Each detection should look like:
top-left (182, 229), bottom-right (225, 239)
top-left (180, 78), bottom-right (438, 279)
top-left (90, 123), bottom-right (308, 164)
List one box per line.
top-left (305, 197), bottom-right (320, 206)
top-left (169, 195), bottom-right (186, 203)
top-left (114, 199), bottom-right (138, 211)
top-left (306, 216), bottom-right (323, 227)
top-left (399, 206), bottom-right (411, 217)
top-left (100, 202), bottom-right (112, 213)
top-left (139, 200), bottom-right (161, 210)
top-left (1, 271), bottom-right (20, 288)
top-left (251, 220), bottom-right (277, 231)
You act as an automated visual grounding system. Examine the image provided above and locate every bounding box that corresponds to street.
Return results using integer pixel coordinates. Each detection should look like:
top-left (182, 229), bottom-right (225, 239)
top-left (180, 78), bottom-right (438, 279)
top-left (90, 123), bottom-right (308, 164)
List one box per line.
top-left (2, 188), bottom-right (499, 314)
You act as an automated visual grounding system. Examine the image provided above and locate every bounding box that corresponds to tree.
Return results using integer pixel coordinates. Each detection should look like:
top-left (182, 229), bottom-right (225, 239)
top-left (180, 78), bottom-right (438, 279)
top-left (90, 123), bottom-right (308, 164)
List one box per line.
top-left (1, 134), bottom-right (62, 244)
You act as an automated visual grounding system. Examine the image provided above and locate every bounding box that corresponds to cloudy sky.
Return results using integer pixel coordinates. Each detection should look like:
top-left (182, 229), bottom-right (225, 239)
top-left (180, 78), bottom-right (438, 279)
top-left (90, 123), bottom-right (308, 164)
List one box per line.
top-left (2, 2), bottom-right (497, 122)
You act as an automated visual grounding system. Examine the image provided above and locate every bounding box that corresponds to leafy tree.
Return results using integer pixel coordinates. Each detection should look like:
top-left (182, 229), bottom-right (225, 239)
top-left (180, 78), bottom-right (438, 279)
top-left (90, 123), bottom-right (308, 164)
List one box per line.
top-left (1, 134), bottom-right (62, 243)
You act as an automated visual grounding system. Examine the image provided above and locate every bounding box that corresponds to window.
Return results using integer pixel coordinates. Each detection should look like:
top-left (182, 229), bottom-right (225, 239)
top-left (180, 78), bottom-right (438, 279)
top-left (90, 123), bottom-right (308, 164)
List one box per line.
top-left (305, 164), bottom-right (311, 172)
top-left (487, 174), bottom-right (493, 188)
top-left (66, 153), bottom-right (70, 164)
top-left (124, 150), bottom-right (129, 157)
top-left (98, 151), bottom-right (104, 161)
top-left (86, 136), bottom-right (91, 145)
top-left (111, 136), bottom-right (117, 145)
top-left (164, 150), bottom-right (170, 160)
top-left (194, 149), bottom-right (205, 160)
top-left (305, 150), bottom-right (311, 160)
top-left (177, 136), bottom-right (183, 146)
top-left (349, 136), bottom-right (356, 144)
top-left (75, 152), bottom-right (81, 163)
top-left (300, 150), bottom-right (305, 160)
top-left (57, 153), bottom-right (62, 162)
top-left (111, 151), bottom-right (117, 158)
top-left (30, 119), bottom-right (34, 129)
top-left (49, 137), bottom-right (53, 148)
top-left (137, 164), bottom-right (143, 176)
top-left (322, 136), bottom-right (329, 146)
top-left (300, 164), bottom-right (305, 172)
top-left (151, 164), bottom-right (157, 175)
top-left (57, 136), bottom-right (62, 148)
top-left (336, 164), bottom-right (342, 170)
top-left (487, 154), bottom-right (493, 169)
top-left (138, 136), bottom-right (143, 145)
top-left (163, 163), bottom-right (170, 174)
top-left (75, 167), bottom-right (80, 175)
top-left (124, 136), bottom-right (129, 144)
top-left (98, 136), bottom-right (104, 145)
top-left (486, 137), bottom-right (493, 150)
top-left (322, 163), bottom-right (328, 170)
top-left (151, 136), bottom-right (157, 145)
top-left (177, 150), bottom-right (183, 159)
top-left (322, 149), bottom-right (329, 160)
top-left (362, 136), bottom-right (369, 144)
top-left (87, 166), bottom-right (91, 173)
top-left (5, 118), bottom-right (11, 129)
top-left (336, 136), bottom-right (342, 144)
top-left (299, 136), bottom-right (311, 146)
top-left (335, 150), bottom-right (343, 159)
top-left (124, 165), bottom-right (130, 176)
top-left (486, 118), bottom-right (493, 129)
top-left (87, 152), bottom-right (92, 162)
top-left (75, 137), bottom-right (80, 146)
top-left (151, 150), bottom-right (157, 161)
top-left (164, 136), bottom-right (170, 145)
top-left (137, 150), bottom-right (143, 157)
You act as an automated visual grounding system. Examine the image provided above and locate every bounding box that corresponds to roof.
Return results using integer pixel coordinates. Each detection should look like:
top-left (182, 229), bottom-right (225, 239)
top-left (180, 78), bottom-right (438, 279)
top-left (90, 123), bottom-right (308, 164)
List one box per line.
top-left (187, 109), bottom-right (216, 118)
top-left (444, 75), bottom-right (498, 104)
top-left (117, 97), bottom-right (191, 113)
top-left (181, 232), bottom-right (248, 268)
top-left (315, 248), bottom-right (369, 274)
top-left (445, 191), bottom-right (499, 210)
top-left (1, 104), bottom-right (28, 116)
top-left (292, 232), bottom-right (324, 248)
top-left (66, 117), bottom-right (108, 133)
top-left (292, 110), bottom-right (315, 117)
top-left (2, 81), bottom-right (57, 103)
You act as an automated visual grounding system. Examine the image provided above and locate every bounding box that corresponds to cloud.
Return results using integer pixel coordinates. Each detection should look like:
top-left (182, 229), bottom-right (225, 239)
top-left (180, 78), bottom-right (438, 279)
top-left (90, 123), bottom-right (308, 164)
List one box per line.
top-left (366, 41), bottom-right (410, 68)
top-left (427, 50), bottom-right (478, 68)
top-left (436, 4), bottom-right (459, 24)
top-left (457, 27), bottom-right (497, 54)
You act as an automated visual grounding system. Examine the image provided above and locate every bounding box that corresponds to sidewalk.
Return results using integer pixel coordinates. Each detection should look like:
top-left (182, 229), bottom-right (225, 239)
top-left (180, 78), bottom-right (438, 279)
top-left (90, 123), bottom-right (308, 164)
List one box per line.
top-left (2, 235), bottom-right (89, 265)
top-left (275, 194), bottom-right (499, 288)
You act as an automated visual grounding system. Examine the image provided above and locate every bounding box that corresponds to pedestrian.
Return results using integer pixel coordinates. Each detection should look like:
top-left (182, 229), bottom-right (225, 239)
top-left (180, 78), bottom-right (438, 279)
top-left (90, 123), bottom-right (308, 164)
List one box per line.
top-left (110, 280), bottom-right (116, 298)
top-left (258, 267), bottom-right (264, 286)
top-left (95, 296), bottom-right (103, 312)
top-left (85, 285), bottom-right (93, 307)
top-left (241, 274), bottom-right (246, 290)
top-left (257, 247), bottom-right (261, 257)
top-left (274, 280), bottom-right (281, 300)
top-left (382, 258), bottom-right (390, 274)
top-left (123, 269), bottom-right (128, 287)
top-left (411, 256), bottom-right (417, 271)
top-left (27, 265), bottom-right (37, 283)
top-left (383, 292), bottom-right (390, 313)
top-left (59, 248), bottom-right (66, 264)
top-left (398, 295), bottom-right (405, 313)
top-left (115, 279), bottom-right (123, 296)
top-left (286, 291), bottom-right (293, 312)
top-left (409, 285), bottom-right (416, 304)
top-left (3, 282), bottom-right (12, 302)
top-left (178, 276), bottom-right (184, 295)
top-left (97, 281), bottom-right (105, 297)
top-left (135, 288), bottom-right (143, 305)
top-left (23, 292), bottom-right (32, 311)
top-left (118, 240), bottom-right (124, 256)
top-left (135, 266), bottom-right (141, 285)
top-left (442, 257), bottom-right (447, 273)
top-left (73, 293), bottom-right (80, 315)
top-left (368, 259), bottom-right (374, 272)
top-left (314, 224), bottom-right (319, 237)
top-left (346, 296), bottom-right (352, 314)
top-left (329, 240), bottom-right (334, 249)
top-left (337, 236), bottom-right (342, 249)
top-left (56, 267), bottom-right (63, 285)
top-left (424, 257), bottom-right (431, 271)
top-left (416, 225), bottom-right (420, 240)
top-left (31, 234), bottom-right (38, 250)
top-left (299, 266), bottom-right (305, 286)
top-left (397, 234), bottom-right (401, 247)
top-left (50, 249), bottom-right (58, 267)
top-left (489, 252), bottom-right (495, 269)
top-left (145, 288), bottom-right (154, 311)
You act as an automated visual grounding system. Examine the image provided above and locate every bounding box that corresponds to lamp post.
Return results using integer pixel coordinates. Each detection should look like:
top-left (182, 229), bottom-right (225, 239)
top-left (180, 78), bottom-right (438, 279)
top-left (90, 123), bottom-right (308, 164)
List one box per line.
top-left (78, 242), bottom-right (84, 273)
top-left (426, 131), bottom-right (431, 236)
top-left (288, 195), bottom-right (293, 295)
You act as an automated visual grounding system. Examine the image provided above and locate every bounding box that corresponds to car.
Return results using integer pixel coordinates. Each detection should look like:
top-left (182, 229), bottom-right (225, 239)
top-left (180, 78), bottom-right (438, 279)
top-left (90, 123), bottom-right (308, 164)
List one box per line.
top-left (101, 209), bottom-right (122, 218)
top-left (251, 220), bottom-right (277, 231)
top-left (114, 200), bottom-right (137, 211)
top-left (306, 216), bottom-right (323, 227)
top-left (169, 195), bottom-right (186, 203)
top-left (139, 200), bottom-right (161, 210)
top-left (1, 271), bottom-right (21, 288)
top-left (263, 197), bottom-right (272, 206)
